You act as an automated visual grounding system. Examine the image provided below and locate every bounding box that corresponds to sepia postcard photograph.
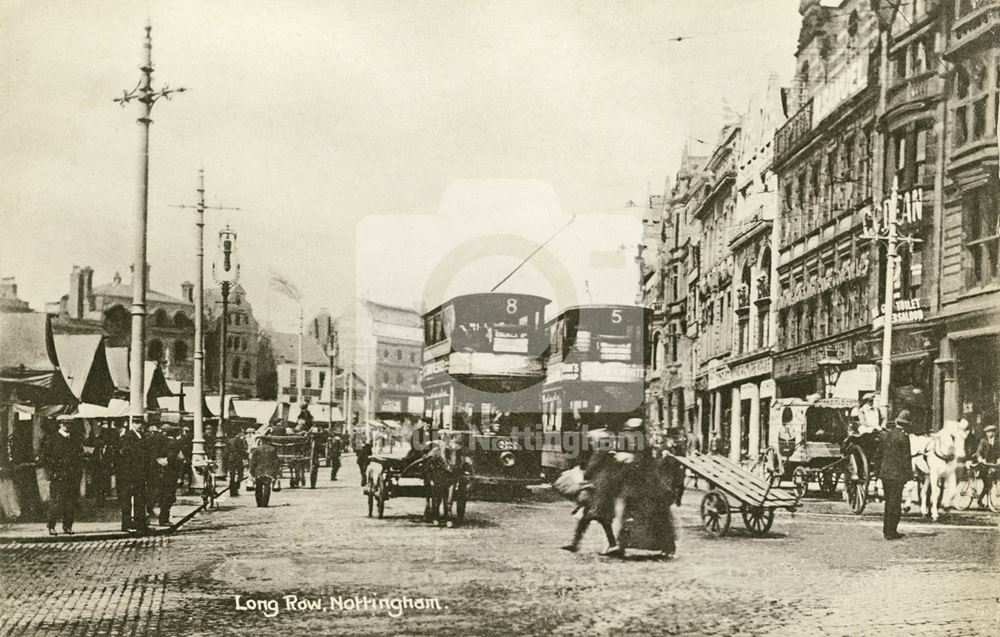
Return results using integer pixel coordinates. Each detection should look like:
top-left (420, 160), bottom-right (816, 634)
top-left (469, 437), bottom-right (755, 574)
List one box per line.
top-left (0, 1), bottom-right (998, 635)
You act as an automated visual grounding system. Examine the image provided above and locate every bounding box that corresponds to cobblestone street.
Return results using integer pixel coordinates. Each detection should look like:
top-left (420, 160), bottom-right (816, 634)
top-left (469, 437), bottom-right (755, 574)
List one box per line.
top-left (1, 477), bottom-right (997, 636)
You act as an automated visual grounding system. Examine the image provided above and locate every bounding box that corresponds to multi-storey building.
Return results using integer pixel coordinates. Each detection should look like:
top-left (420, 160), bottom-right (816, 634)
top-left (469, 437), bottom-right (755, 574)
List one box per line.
top-left (0, 278), bottom-right (31, 313)
top-left (337, 300), bottom-right (424, 420)
top-left (938, 0), bottom-right (1000, 431)
top-left (691, 123), bottom-right (741, 460)
top-left (646, 147), bottom-right (706, 444)
top-left (723, 75), bottom-right (786, 462)
top-left (266, 330), bottom-right (330, 407)
top-left (771, 0), bottom-right (883, 413)
top-left (204, 283), bottom-right (261, 398)
top-left (51, 265), bottom-right (196, 382)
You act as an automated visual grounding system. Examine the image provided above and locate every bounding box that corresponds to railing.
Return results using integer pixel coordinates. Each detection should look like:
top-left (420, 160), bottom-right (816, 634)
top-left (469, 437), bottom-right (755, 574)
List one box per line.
top-left (886, 72), bottom-right (944, 112)
top-left (952, 0), bottom-right (1000, 46)
top-left (774, 100), bottom-right (813, 165)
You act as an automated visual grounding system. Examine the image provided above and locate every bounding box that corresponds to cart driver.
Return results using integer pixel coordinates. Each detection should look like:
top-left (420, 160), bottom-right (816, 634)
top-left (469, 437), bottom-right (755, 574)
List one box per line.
top-left (853, 393), bottom-right (883, 435)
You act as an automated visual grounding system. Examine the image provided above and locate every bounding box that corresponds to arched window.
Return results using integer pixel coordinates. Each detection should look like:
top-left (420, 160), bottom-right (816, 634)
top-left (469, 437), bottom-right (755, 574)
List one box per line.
top-left (173, 340), bottom-right (188, 363)
top-left (173, 312), bottom-right (192, 328)
top-left (152, 309), bottom-right (169, 328)
top-left (242, 361), bottom-right (251, 379)
top-left (147, 339), bottom-right (164, 361)
top-left (103, 305), bottom-right (129, 334)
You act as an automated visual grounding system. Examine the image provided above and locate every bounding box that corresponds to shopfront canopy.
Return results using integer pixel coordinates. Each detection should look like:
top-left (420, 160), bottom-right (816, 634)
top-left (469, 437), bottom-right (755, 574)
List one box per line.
top-left (53, 334), bottom-right (115, 406)
top-left (0, 312), bottom-right (76, 405)
top-left (233, 400), bottom-right (280, 426)
top-left (144, 362), bottom-right (173, 409)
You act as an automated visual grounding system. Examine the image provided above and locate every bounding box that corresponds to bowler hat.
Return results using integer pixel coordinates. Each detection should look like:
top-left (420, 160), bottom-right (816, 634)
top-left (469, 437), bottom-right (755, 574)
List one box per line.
top-left (862, 392), bottom-right (876, 401)
top-left (894, 410), bottom-right (911, 425)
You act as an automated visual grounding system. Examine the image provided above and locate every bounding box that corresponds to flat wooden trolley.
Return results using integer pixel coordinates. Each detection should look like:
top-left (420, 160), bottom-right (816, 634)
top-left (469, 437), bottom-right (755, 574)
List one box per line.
top-left (671, 452), bottom-right (803, 537)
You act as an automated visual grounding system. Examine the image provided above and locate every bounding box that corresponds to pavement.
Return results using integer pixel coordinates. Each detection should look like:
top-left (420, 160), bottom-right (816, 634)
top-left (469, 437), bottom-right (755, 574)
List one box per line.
top-left (0, 482), bottom-right (236, 544)
top-left (0, 466), bottom-right (997, 636)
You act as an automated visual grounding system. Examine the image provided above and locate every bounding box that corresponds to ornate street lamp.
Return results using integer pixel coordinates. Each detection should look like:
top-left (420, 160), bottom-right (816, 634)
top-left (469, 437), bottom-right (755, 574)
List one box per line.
top-left (212, 226), bottom-right (240, 474)
top-left (817, 347), bottom-right (842, 399)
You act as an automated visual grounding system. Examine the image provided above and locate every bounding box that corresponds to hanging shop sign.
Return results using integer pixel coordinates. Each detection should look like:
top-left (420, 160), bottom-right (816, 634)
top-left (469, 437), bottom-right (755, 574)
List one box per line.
top-left (872, 298), bottom-right (926, 329)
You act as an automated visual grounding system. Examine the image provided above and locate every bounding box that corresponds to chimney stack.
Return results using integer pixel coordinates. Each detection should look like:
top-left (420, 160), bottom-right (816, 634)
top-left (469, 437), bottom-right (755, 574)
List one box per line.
top-left (68, 266), bottom-right (82, 319)
top-left (181, 281), bottom-right (194, 303)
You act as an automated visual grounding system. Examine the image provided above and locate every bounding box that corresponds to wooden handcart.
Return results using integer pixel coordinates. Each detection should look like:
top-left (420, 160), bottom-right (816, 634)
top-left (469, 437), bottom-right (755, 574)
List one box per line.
top-left (671, 452), bottom-right (803, 537)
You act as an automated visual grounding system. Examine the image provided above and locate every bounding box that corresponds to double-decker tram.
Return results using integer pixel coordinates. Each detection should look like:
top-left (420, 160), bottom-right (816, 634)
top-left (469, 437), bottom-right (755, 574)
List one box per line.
top-left (421, 293), bottom-right (549, 486)
top-left (541, 305), bottom-right (649, 476)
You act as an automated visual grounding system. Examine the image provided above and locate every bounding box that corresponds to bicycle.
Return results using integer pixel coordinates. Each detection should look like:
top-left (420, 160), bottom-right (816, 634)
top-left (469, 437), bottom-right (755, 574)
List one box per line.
top-left (953, 462), bottom-right (1000, 512)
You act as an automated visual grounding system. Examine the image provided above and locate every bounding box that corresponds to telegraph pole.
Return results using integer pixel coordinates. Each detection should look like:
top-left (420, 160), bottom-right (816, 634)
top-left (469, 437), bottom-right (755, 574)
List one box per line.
top-left (170, 170), bottom-right (240, 488)
top-left (115, 23), bottom-right (186, 426)
top-left (327, 332), bottom-right (338, 432)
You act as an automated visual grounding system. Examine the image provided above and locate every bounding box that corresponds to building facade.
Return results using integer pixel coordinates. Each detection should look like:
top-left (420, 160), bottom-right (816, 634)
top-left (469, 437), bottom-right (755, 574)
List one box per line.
top-left (336, 300), bottom-right (424, 420)
top-left (52, 265), bottom-right (196, 382)
top-left (204, 283), bottom-right (261, 398)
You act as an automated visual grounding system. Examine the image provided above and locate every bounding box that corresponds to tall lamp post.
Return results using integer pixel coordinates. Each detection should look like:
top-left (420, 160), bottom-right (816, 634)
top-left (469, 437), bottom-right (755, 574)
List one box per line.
top-left (114, 23), bottom-right (186, 426)
top-left (212, 226), bottom-right (240, 471)
top-left (170, 170), bottom-right (240, 488)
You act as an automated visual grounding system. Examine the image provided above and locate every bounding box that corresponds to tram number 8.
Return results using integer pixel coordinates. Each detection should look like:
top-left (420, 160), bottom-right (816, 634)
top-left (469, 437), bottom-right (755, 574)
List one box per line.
top-left (506, 298), bottom-right (518, 314)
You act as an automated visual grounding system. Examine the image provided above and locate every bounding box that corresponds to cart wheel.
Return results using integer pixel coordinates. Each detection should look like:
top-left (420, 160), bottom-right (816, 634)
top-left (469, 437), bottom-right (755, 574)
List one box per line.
top-left (843, 447), bottom-right (868, 515)
top-left (310, 466), bottom-right (318, 489)
top-left (700, 490), bottom-right (731, 537)
top-left (740, 505), bottom-right (775, 536)
top-left (952, 478), bottom-right (979, 511)
top-left (367, 482), bottom-right (374, 517)
top-left (791, 466), bottom-right (808, 499)
top-left (454, 479), bottom-right (468, 523)
top-left (819, 470), bottom-right (837, 496)
top-left (376, 476), bottom-right (387, 519)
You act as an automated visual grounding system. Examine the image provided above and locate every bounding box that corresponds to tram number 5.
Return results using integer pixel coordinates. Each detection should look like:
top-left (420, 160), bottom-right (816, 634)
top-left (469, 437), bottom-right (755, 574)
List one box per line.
top-left (506, 298), bottom-right (518, 314)
top-left (610, 309), bottom-right (622, 324)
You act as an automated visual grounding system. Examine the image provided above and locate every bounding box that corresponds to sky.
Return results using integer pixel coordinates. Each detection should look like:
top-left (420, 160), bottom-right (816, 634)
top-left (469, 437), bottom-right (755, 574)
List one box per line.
top-left (0, 0), bottom-right (802, 333)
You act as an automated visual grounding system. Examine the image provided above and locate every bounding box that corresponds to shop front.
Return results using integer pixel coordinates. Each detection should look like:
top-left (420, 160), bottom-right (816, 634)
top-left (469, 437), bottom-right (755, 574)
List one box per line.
top-left (938, 305), bottom-right (1000, 436)
top-left (867, 322), bottom-right (939, 434)
top-left (773, 329), bottom-right (874, 404)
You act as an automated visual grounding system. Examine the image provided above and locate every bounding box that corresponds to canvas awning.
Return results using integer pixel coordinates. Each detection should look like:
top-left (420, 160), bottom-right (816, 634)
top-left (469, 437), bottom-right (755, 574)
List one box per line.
top-left (145, 362), bottom-right (173, 409)
top-left (0, 312), bottom-right (76, 405)
top-left (157, 395), bottom-right (183, 411)
top-left (105, 347), bottom-right (129, 392)
top-left (53, 334), bottom-right (115, 406)
top-left (182, 385), bottom-right (210, 416)
top-left (232, 400), bottom-right (279, 426)
top-left (74, 399), bottom-right (130, 418)
top-left (205, 395), bottom-right (235, 418)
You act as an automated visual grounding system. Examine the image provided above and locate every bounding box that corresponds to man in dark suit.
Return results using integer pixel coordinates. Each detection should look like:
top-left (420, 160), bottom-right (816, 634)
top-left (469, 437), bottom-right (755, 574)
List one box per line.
top-left (117, 418), bottom-right (153, 534)
top-left (878, 409), bottom-right (913, 540)
top-left (42, 417), bottom-right (85, 535)
top-left (153, 426), bottom-right (183, 525)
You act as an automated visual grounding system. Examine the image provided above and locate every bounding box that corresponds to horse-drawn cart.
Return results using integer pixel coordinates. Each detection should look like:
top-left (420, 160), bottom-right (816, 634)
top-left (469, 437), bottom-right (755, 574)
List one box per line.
top-left (260, 433), bottom-right (323, 489)
top-left (365, 453), bottom-right (470, 524)
top-left (671, 452), bottom-right (802, 537)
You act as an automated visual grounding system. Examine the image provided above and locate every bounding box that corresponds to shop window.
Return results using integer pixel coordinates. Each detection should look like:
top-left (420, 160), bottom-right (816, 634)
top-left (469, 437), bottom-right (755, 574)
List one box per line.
top-left (964, 187), bottom-right (1000, 288)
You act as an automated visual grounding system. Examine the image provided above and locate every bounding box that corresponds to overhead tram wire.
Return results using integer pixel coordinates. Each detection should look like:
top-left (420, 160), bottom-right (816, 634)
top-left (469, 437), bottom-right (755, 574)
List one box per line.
top-left (490, 214), bottom-right (577, 293)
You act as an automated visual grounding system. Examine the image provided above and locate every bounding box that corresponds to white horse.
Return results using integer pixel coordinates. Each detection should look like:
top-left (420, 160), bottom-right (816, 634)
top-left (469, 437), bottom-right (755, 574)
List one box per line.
top-left (910, 419), bottom-right (969, 521)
